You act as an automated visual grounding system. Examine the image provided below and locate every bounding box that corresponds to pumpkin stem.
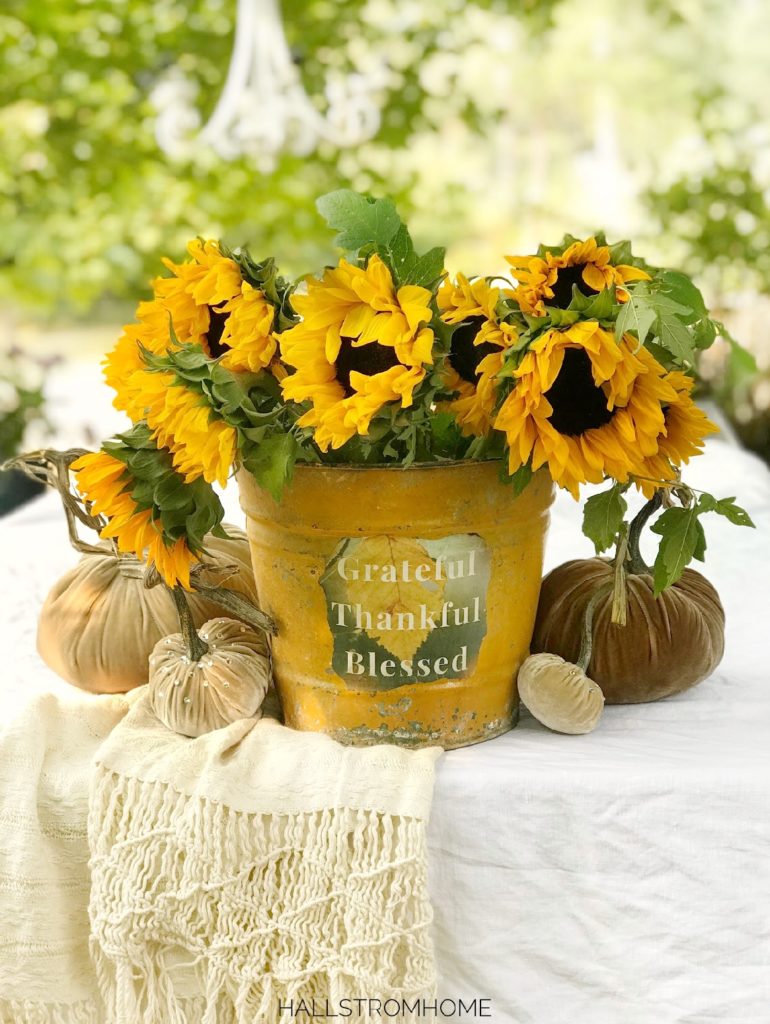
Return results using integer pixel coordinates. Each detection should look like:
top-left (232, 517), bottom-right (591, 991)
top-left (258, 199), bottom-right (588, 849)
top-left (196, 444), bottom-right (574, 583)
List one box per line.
top-left (626, 491), bottom-right (663, 576)
top-left (172, 587), bottom-right (210, 661)
top-left (578, 582), bottom-right (613, 672)
top-left (190, 583), bottom-right (278, 637)
top-left (610, 526), bottom-right (628, 626)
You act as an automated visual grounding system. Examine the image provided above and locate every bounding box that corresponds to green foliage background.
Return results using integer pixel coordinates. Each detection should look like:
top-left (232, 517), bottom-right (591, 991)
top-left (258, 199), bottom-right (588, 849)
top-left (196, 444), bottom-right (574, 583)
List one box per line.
top-left (0, 0), bottom-right (558, 314)
top-left (2, 0), bottom-right (770, 456)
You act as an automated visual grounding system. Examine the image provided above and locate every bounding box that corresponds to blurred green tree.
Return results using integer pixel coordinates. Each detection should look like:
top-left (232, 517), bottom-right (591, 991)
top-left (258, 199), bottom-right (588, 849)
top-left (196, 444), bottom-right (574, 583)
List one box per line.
top-left (0, 0), bottom-right (559, 316)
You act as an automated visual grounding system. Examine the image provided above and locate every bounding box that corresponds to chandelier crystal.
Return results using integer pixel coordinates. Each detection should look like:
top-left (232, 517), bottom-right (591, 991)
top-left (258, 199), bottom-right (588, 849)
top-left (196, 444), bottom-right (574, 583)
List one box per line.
top-left (153, 0), bottom-right (384, 167)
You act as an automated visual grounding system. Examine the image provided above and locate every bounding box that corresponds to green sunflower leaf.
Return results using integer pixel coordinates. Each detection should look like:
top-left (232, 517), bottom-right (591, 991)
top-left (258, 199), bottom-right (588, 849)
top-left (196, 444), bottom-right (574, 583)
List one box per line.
top-left (374, 221), bottom-right (445, 289)
top-left (582, 482), bottom-right (628, 553)
top-left (378, 222), bottom-right (415, 281)
top-left (153, 471), bottom-right (190, 511)
top-left (500, 461), bottom-right (533, 496)
top-left (170, 346), bottom-right (209, 370)
top-left (707, 494), bottom-right (755, 528)
top-left (408, 246), bottom-right (446, 289)
top-left (655, 270), bottom-right (708, 321)
top-left (614, 289), bottom-right (657, 346)
top-left (126, 448), bottom-right (165, 479)
top-left (581, 287), bottom-right (616, 320)
top-left (650, 295), bottom-right (696, 363)
top-left (247, 370), bottom-right (283, 402)
top-left (543, 308), bottom-right (580, 327)
top-left (185, 501), bottom-right (221, 551)
top-left (429, 411), bottom-right (463, 456)
top-left (566, 288), bottom-right (592, 312)
top-left (115, 422), bottom-right (156, 450)
top-left (158, 506), bottom-right (189, 540)
top-left (242, 433), bottom-right (299, 502)
top-left (650, 505), bottom-right (706, 595)
top-left (316, 190), bottom-right (402, 252)
top-left (128, 478), bottom-right (156, 509)
top-left (692, 317), bottom-right (717, 350)
top-left (608, 239), bottom-right (633, 265)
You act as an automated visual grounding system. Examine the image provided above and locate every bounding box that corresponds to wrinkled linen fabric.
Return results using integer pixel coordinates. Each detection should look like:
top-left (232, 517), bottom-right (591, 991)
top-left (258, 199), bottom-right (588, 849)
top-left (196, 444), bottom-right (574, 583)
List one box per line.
top-left (2, 433), bottom-right (770, 1022)
top-left (428, 439), bottom-right (770, 1023)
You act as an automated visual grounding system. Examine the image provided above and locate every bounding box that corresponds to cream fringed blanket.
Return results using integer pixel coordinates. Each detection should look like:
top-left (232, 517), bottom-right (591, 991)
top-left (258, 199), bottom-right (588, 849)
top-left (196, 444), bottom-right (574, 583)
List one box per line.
top-left (0, 691), bottom-right (440, 1023)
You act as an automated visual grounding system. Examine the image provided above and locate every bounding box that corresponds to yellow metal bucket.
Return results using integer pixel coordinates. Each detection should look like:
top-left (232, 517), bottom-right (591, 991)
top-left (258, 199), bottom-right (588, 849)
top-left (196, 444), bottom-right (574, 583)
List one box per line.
top-left (238, 461), bottom-right (553, 749)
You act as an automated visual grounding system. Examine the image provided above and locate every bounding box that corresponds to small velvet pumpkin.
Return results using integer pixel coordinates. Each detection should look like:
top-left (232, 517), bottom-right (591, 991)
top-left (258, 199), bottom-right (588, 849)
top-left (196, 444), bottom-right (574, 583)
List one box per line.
top-left (531, 557), bottom-right (725, 704)
top-left (37, 525), bottom-right (260, 694)
top-left (518, 653), bottom-right (605, 734)
top-left (148, 617), bottom-right (271, 738)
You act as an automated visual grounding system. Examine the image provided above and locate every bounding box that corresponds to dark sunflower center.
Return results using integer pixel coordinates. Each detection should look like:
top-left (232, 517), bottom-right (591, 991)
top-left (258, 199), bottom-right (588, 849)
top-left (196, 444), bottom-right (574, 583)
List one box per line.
top-left (545, 347), bottom-right (614, 436)
top-left (205, 306), bottom-right (229, 358)
top-left (548, 263), bottom-right (597, 308)
top-left (448, 317), bottom-right (498, 384)
top-left (335, 336), bottom-right (401, 397)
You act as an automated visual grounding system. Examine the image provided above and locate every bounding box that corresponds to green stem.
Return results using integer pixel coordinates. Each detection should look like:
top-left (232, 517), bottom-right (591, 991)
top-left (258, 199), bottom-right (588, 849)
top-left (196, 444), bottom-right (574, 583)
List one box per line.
top-left (172, 587), bottom-right (209, 661)
top-left (626, 491), bottom-right (663, 575)
top-left (577, 582), bottom-right (613, 672)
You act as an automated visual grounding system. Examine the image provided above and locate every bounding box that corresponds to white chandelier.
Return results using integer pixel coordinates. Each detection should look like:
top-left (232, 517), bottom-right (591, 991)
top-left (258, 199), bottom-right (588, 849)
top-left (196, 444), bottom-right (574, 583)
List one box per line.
top-left (153, 0), bottom-right (384, 167)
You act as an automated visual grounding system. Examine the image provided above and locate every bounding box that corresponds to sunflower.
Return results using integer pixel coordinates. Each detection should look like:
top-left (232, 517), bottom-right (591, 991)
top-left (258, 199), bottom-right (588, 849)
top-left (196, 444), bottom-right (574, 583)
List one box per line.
top-left (633, 370), bottom-right (719, 496)
top-left (494, 320), bottom-right (678, 498)
top-left (437, 274), bottom-right (518, 436)
top-left (72, 451), bottom-right (197, 589)
top-left (173, 239), bottom-right (242, 304)
top-left (104, 241), bottom-right (254, 485)
top-left (217, 281), bottom-right (277, 373)
top-left (157, 240), bottom-right (244, 358)
top-left (133, 371), bottom-right (238, 487)
top-left (279, 255), bottom-right (435, 451)
top-left (506, 237), bottom-right (651, 316)
top-left (105, 239), bottom-right (246, 402)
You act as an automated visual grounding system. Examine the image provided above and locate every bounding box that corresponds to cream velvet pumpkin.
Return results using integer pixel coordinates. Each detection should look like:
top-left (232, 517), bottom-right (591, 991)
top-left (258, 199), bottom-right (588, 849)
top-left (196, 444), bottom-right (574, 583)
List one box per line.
top-left (37, 526), bottom-right (259, 694)
top-left (517, 653), bottom-right (605, 735)
top-left (148, 617), bottom-right (271, 738)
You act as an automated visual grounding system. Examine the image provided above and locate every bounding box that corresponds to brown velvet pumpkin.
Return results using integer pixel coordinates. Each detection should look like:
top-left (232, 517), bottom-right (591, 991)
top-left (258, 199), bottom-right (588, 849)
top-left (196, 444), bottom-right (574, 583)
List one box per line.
top-left (531, 557), bottom-right (725, 704)
top-left (37, 525), bottom-right (261, 694)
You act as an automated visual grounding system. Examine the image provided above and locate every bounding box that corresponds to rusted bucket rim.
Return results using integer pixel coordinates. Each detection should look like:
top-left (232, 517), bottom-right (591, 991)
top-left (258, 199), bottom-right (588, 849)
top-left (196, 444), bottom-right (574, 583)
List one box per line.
top-left (270, 457), bottom-right (507, 473)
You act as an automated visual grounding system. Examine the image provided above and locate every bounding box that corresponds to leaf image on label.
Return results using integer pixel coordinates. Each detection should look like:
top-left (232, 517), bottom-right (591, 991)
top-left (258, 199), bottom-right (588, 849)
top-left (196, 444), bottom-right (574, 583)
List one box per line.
top-left (321, 532), bottom-right (491, 690)
top-left (344, 536), bottom-right (446, 661)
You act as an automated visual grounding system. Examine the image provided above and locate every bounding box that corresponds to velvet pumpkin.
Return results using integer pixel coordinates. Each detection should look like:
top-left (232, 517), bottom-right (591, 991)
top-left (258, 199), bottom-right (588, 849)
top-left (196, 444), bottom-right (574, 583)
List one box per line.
top-left (531, 557), bottom-right (725, 704)
top-left (148, 617), bottom-right (271, 738)
top-left (37, 525), bottom-right (261, 694)
top-left (517, 652), bottom-right (605, 734)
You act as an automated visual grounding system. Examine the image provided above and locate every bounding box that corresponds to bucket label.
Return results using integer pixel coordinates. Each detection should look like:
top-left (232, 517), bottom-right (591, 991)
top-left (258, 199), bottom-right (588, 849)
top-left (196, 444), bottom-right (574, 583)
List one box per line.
top-left (320, 533), bottom-right (490, 690)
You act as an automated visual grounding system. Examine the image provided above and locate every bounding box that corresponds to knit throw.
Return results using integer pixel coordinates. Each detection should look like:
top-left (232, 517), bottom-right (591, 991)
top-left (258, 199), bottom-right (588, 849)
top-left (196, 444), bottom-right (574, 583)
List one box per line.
top-left (0, 691), bottom-right (440, 1023)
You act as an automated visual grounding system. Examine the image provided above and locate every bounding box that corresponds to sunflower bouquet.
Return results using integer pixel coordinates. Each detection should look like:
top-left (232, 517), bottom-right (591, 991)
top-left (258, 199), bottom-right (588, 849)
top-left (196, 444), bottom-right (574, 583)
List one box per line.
top-left (76, 189), bottom-right (751, 602)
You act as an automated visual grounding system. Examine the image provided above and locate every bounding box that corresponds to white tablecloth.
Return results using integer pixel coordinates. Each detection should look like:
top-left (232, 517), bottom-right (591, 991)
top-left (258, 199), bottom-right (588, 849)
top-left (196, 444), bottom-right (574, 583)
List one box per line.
top-left (1, 434), bottom-right (769, 1023)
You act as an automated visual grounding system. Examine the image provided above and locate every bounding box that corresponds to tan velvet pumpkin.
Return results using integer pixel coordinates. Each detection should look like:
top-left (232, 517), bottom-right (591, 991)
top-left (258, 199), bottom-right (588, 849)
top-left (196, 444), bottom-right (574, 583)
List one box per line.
top-left (37, 525), bottom-right (260, 694)
top-left (148, 617), bottom-right (271, 738)
top-left (532, 557), bottom-right (725, 704)
top-left (518, 653), bottom-right (605, 734)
